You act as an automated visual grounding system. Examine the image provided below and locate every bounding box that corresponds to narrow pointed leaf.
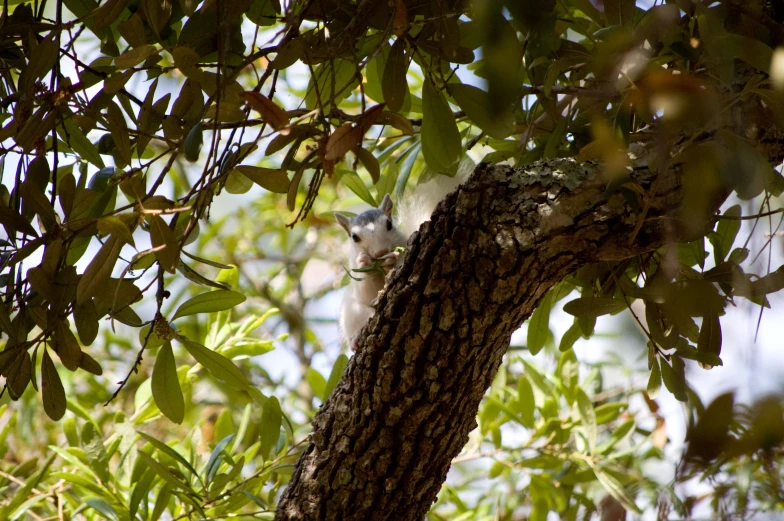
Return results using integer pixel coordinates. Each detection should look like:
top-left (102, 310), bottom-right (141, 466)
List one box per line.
top-left (41, 350), bottom-right (66, 421)
top-left (421, 80), bottom-right (461, 171)
top-left (152, 342), bottom-right (184, 424)
top-left (177, 337), bottom-right (248, 389)
top-left (382, 38), bottom-right (408, 112)
top-left (259, 396), bottom-right (282, 460)
top-left (172, 290), bottom-right (246, 321)
top-left (77, 236), bottom-right (123, 304)
top-left (148, 214), bottom-right (179, 273)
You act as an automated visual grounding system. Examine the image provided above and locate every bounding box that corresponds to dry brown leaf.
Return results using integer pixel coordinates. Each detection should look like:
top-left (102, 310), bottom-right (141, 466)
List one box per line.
top-left (324, 123), bottom-right (362, 161)
top-left (357, 103), bottom-right (386, 133)
top-left (393, 0), bottom-right (408, 36)
top-left (243, 91), bottom-right (289, 130)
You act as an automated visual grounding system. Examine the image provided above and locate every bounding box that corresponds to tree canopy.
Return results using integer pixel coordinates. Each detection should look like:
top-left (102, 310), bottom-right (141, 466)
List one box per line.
top-left (1, 0), bottom-right (784, 520)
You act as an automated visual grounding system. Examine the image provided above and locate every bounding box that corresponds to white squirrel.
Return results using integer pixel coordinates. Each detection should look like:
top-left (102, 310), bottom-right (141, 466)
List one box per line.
top-left (335, 164), bottom-right (470, 350)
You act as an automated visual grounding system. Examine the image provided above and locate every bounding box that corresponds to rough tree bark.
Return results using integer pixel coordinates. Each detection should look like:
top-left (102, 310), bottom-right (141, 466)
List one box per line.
top-left (276, 120), bottom-right (783, 519)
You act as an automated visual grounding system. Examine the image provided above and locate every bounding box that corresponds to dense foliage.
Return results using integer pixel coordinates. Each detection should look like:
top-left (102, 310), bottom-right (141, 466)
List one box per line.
top-left (1, 0), bottom-right (784, 519)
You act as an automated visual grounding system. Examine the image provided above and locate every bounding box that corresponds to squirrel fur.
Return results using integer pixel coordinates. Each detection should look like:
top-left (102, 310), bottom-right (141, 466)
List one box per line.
top-left (335, 163), bottom-right (471, 350)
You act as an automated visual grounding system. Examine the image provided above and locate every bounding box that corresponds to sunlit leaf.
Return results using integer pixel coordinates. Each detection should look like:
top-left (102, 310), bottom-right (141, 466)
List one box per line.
top-left (172, 290), bottom-right (246, 321)
top-left (575, 388), bottom-right (597, 454)
top-left (152, 343), bottom-right (184, 424)
top-left (323, 354), bottom-right (349, 402)
top-left (81, 422), bottom-right (111, 482)
top-left (177, 337), bottom-right (249, 389)
top-left (563, 297), bottom-right (627, 318)
top-left (527, 292), bottom-right (552, 355)
top-left (260, 396), bottom-right (282, 460)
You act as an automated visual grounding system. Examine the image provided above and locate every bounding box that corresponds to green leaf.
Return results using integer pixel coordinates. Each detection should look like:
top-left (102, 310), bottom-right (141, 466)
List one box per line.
top-left (305, 59), bottom-right (359, 109)
top-left (323, 354), bottom-right (349, 402)
top-left (129, 469), bottom-right (156, 521)
top-left (594, 402), bottom-right (627, 424)
top-left (172, 290), bottom-right (246, 321)
top-left (114, 44), bottom-right (158, 69)
top-left (58, 119), bottom-right (105, 168)
top-left (259, 396), bottom-right (282, 461)
top-left (711, 34), bottom-right (773, 73)
top-left (136, 431), bottom-right (201, 479)
top-left (527, 293), bottom-right (552, 355)
top-left (287, 164), bottom-right (305, 211)
top-left (85, 498), bottom-right (119, 521)
top-left (41, 350), bottom-right (66, 421)
top-left (376, 161), bottom-right (400, 201)
top-left (149, 214), bottom-right (179, 273)
top-left (559, 323), bottom-right (581, 352)
top-left (224, 169), bottom-right (253, 194)
top-left (93, 0), bottom-right (131, 31)
top-left (184, 122), bottom-right (203, 162)
top-left (176, 260), bottom-right (231, 290)
top-left (19, 33), bottom-right (59, 93)
top-left (382, 38), bottom-right (408, 113)
top-left (734, 264), bottom-right (784, 298)
top-left (151, 484), bottom-right (172, 521)
top-left (522, 360), bottom-right (555, 397)
top-left (517, 376), bottom-right (535, 428)
top-left (81, 422), bottom-right (111, 483)
top-left (421, 79), bottom-right (461, 171)
top-left (306, 368), bottom-right (327, 401)
top-left (54, 320), bottom-right (82, 371)
top-left (647, 356), bottom-right (662, 399)
top-left (76, 236), bottom-right (123, 304)
top-left (563, 297), bottom-right (627, 318)
top-left (697, 313), bottom-right (722, 365)
top-left (137, 451), bottom-right (186, 491)
top-left (591, 464), bottom-right (641, 514)
top-left (338, 170), bottom-right (377, 206)
top-left (356, 147), bottom-right (381, 184)
top-left (234, 166), bottom-right (289, 193)
top-left (214, 408), bottom-right (235, 447)
top-left (152, 343), bottom-right (184, 424)
top-left (679, 238), bottom-right (708, 269)
top-left (448, 83), bottom-right (515, 139)
top-left (177, 337), bottom-right (249, 389)
top-left (205, 434), bottom-right (234, 483)
top-left (575, 388), bottom-right (597, 454)
top-left (710, 205), bottom-right (741, 263)
top-left (660, 358), bottom-right (687, 402)
top-left (74, 300), bottom-right (100, 346)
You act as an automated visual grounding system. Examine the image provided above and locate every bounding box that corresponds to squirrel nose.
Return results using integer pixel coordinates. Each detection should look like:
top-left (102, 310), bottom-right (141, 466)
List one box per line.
top-left (371, 248), bottom-right (389, 259)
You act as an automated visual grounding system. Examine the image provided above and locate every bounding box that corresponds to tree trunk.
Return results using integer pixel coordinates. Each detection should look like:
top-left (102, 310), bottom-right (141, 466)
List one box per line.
top-left (276, 145), bottom-right (732, 520)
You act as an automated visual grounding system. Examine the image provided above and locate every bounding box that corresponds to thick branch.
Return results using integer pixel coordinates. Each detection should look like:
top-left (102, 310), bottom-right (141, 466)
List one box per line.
top-left (275, 146), bottom-right (723, 520)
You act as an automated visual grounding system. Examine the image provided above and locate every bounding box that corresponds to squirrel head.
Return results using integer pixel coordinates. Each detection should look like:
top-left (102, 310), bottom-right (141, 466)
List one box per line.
top-left (335, 194), bottom-right (407, 259)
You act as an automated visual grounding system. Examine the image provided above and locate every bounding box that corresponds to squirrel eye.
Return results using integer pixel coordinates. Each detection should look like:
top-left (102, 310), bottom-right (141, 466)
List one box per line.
top-left (351, 234), bottom-right (360, 243)
top-left (386, 220), bottom-right (393, 231)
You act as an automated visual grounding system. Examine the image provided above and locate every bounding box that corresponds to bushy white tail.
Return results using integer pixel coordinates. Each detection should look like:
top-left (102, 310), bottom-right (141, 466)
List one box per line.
top-left (396, 159), bottom-right (474, 239)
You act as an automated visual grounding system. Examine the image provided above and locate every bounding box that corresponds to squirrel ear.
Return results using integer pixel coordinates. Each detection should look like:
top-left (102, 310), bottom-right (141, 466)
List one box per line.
top-left (335, 213), bottom-right (352, 234)
top-left (378, 193), bottom-right (393, 218)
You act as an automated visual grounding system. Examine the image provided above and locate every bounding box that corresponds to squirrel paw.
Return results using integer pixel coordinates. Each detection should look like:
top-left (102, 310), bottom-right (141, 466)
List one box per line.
top-left (356, 252), bottom-right (373, 268)
top-left (379, 251), bottom-right (400, 272)
top-left (349, 332), bottom-right (362, 351)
